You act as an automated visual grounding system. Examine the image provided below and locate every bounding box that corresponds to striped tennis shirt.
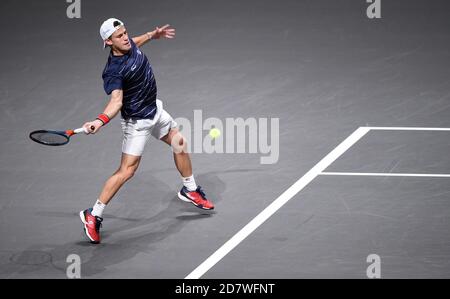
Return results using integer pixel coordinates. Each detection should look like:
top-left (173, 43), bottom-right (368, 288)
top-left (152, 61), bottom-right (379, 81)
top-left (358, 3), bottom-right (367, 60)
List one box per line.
top-left (102, 38), bottom-right (157, 120)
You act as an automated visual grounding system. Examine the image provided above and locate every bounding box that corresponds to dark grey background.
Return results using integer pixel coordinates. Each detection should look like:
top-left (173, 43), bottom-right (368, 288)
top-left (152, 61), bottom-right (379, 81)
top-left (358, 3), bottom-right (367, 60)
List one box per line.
top-left (0, 0), bottom-right (449, 278)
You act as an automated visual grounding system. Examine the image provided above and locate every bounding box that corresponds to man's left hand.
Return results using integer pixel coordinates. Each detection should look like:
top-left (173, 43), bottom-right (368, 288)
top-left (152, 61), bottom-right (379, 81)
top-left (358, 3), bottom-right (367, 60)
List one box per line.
top-left (151, 24), bottom-right (175, 40)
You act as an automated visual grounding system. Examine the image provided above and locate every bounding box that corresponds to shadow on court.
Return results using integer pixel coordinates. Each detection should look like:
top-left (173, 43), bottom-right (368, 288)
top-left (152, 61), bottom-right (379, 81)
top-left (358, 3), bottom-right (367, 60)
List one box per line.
top-left (2, 172), bottom-right (224, 278)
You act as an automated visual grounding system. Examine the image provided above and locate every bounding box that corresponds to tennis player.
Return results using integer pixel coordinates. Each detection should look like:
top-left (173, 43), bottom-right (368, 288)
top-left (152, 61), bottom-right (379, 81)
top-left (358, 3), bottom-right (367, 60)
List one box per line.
top-left (79, 18), bottom-right (214, 244)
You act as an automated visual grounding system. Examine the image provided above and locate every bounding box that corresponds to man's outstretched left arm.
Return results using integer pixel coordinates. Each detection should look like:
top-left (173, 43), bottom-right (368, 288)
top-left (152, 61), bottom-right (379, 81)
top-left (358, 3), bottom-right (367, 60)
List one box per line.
top-left (132, 24), bottom-right (175, 47)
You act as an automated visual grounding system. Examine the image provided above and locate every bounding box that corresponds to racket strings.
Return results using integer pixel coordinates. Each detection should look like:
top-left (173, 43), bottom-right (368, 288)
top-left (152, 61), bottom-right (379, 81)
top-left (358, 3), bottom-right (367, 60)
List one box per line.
top-left (30, 131), bottom-right (69, 145)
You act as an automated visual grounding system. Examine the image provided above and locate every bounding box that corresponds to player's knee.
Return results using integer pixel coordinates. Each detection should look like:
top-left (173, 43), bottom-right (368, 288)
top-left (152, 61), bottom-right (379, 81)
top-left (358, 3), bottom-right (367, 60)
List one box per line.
top-left (125, 168), bottom-right (136, 180)
top-left (119, 167), bottom-right (136, 181)
top-left (177, 135), bottom-right (185, 147)
top-left (170, 132), bottom-right (187, 153)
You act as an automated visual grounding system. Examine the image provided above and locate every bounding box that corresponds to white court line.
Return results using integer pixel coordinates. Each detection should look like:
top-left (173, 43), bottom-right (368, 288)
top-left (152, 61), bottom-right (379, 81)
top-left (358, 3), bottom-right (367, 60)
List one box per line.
top-left (366, 127), bottom-right (450, 131)
top-left (185, 127), bottom-right (371, 279)
top-left (321, 172), bottom-right (450, 178)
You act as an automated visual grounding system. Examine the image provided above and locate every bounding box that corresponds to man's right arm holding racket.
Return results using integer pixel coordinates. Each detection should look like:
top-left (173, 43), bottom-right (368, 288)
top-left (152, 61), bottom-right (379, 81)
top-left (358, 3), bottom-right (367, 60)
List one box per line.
top-left (83, 89), bottom-right (123, 134)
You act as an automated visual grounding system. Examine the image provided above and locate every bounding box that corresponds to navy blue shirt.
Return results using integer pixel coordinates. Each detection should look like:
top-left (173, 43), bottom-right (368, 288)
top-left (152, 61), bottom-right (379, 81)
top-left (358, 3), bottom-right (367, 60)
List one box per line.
top-left (102, 39), bottom-right (157, 120)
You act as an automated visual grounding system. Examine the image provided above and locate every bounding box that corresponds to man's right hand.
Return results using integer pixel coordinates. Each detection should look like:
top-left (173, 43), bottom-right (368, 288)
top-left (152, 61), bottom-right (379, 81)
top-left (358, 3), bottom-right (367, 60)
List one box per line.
top-left (83, 119), bottom-right (103, 134)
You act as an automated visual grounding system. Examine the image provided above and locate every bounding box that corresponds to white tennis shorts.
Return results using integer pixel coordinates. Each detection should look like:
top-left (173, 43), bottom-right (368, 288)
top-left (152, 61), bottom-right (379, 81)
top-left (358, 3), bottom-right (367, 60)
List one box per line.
top-left (121, 99), bottom-right (178, 156)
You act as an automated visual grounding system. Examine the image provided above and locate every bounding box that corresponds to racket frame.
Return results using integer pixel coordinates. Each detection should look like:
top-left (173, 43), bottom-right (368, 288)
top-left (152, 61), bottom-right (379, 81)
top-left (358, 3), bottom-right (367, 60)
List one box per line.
top-left (29, 127), bottom-right (87, 146)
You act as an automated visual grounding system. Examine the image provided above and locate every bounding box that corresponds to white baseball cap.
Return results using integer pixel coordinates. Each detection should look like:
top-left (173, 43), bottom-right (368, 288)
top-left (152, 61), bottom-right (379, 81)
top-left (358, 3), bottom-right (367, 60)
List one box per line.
top-left (99, 18), bottom-right (124, 48)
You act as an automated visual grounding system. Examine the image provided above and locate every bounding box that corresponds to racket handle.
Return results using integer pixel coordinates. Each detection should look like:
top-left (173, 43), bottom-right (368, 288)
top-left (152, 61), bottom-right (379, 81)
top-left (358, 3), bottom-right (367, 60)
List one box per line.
top-left (74, 128), bottom-right (86, 134)
top-left (73, 127), bottom-right (91, 134)
top-left (74, 126), bottom-right (96, 134)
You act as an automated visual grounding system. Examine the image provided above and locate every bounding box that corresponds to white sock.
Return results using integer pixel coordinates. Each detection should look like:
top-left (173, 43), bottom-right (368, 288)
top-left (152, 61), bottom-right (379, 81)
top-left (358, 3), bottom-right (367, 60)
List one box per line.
top-left (91, 199), bottom-right (106, 218)
top-left (182, 175), bottom-right (197, 191)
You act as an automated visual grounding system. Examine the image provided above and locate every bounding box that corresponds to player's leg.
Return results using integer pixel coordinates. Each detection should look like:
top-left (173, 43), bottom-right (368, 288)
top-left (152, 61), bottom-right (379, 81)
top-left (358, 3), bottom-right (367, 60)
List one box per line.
top-left (80, 153), bottom-right (141, 244)
top-left (159, 124), bottom-right (214, 210)
top-left (160, 127), bottom-right (192, 177)
top-left (80, 119), bottom-right (150, 244)
top-left (98, 153), bottom-right (141, 205)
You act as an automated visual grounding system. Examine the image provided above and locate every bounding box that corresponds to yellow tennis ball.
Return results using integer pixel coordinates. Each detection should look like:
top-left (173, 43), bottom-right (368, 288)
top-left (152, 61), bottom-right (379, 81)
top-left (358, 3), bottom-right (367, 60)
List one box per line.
top-left (209, 128), bottom-right (221, 139)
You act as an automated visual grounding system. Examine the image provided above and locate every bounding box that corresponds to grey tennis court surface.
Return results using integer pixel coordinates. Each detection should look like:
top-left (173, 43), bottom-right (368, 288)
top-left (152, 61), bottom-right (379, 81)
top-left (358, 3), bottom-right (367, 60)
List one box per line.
top-left (1, 0), bottom-right (450, 279)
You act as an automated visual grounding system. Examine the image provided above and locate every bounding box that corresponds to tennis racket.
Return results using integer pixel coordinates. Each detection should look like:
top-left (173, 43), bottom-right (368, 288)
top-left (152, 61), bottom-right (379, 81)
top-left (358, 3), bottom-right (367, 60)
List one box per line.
top-left (29, 126), bottom-right (94, 146)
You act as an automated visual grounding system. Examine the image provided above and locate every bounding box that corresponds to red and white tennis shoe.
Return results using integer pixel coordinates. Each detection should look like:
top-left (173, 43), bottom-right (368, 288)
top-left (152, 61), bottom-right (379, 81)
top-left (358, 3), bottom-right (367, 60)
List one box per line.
top-left (79, 208), bottom-right (103, 244)
top-left (178, 186), bottom-right (214, 210)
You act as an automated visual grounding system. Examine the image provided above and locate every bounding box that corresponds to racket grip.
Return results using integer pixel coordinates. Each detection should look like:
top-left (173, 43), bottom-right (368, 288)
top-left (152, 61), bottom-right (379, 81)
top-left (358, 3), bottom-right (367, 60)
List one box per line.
top-left (74, 126), bottom-right (96, 134)
top-left (74, 128), bottom-right (85, 134)
top-left (74, 127), bottom-right (92, 134)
